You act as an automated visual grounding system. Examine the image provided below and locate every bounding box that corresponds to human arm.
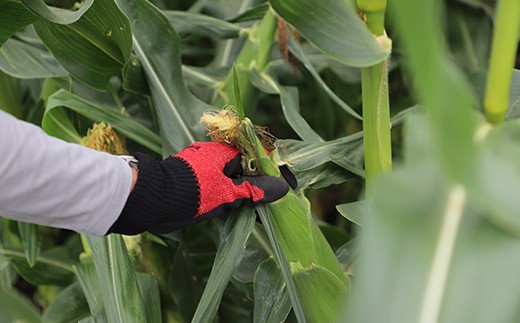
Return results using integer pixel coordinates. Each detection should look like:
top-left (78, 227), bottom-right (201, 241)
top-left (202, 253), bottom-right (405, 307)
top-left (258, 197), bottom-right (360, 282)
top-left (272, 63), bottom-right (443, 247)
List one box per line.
top-left (0, 110), bottom-right (289, 235)
top-left (0, 109), bottom-right (133, 235)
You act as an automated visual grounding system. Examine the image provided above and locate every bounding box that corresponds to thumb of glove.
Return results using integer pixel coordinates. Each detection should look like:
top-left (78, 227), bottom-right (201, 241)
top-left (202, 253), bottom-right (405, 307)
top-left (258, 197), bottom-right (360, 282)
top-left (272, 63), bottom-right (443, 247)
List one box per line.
top-left (231, 175), bottom-right (290, 205)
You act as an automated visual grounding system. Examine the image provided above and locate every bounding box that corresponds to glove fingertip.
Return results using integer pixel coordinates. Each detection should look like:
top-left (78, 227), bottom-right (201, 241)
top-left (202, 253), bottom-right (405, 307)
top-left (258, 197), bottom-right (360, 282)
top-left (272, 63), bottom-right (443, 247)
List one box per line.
top-left (243, 176), bottom-right (290, 202)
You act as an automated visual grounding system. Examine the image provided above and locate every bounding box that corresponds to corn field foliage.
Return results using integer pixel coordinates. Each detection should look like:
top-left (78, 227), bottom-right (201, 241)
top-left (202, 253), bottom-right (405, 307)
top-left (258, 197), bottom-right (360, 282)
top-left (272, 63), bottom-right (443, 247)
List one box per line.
top-left (1, 0), bottom-right (520, 322)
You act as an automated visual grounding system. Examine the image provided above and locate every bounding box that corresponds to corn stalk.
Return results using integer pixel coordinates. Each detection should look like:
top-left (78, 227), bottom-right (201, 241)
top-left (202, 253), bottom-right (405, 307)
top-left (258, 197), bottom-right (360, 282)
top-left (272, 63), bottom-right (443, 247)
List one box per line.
top-left (483, 0), bottom-right (520, 124)
top-left (357, 0), bottom-right (392, 192)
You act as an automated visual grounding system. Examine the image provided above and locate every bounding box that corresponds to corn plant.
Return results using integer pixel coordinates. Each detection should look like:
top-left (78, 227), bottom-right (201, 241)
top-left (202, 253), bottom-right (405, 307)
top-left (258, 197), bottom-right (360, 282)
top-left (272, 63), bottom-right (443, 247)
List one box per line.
top-left (1, 0), bottom-right (520, 322)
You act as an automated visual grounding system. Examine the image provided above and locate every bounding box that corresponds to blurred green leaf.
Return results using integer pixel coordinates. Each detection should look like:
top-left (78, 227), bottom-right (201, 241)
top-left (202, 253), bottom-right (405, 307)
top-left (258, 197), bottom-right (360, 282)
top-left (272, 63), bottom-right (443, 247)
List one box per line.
top-left (253, 257), bottom-right (291, 323)
top-left (33, 0), bottom-right (132, 89)
top-left (116, 0), bottom-right (209, 156)
top-left (249, 67), bottom-right (323, 143)
top-left (0, 283), bottom-right (41, 323)
top-left (0, 38), bottom-right (67, 79)
top-left (44, 89), bottom-right (162, 154)
top-left (336, 201), bottom-right (365, 226)
top-left (0, 0), bottom-right (37, 46)
top-left (270, 0), bottom-right (390, 67)
top-left (505, 69), bottom-right (520, 119)
top-left (165, 11), bottom-right (242, 39)
top-left (42, 282), bottom-right (90, 323)
top-left (343, 112), bottom-right (520, 323)
top-left (471, 120), bottom-right (520, 235)
top-left (192, 207), bottom-right (256, 323)
top-left (22, 0), bottom-right (93, 24)
top-left (391, 0), bottom-right (478, 184)
top-left (18, 222), bottom-right (41, 267)
top-left (86, 235), bottom-right (146, 323)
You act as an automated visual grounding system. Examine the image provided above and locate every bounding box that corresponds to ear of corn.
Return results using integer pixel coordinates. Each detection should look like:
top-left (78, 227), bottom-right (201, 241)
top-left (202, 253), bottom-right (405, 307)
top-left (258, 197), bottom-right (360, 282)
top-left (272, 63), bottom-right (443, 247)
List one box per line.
top-left (201, 111), bottom-right (349, 322)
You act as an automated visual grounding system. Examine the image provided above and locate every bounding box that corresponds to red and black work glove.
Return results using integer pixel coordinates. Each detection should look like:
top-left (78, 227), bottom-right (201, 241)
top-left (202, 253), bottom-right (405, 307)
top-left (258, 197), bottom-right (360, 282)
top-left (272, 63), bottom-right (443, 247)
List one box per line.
top-left (108, 142), bottom-right (290, 235)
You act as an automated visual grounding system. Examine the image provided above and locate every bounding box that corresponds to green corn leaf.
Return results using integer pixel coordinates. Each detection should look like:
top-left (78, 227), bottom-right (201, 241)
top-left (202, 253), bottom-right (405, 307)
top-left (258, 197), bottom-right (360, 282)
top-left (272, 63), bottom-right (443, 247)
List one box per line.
top-left (292, 163), bottom-right (357, 190)
top-left (170, 242), bottom-right (203, 322)
top-left (0, 38), bottom-right (68, 79)
top-left (33, 0), bottom-right (132, 89)
top-left (44, 89), bottom-right (162, 154)
top-left (232, 64), bottom-right (245, 118)
top-left (181, 65), bottom-right (224, 89)
top-left (86, 235), bottom-right (146, 323)
top-left (0, 283), bottom-right (41, 323)
top-left (42, 282), bottom-right (90, 323)
top-left (292, 264), bottom-right (348, 323)
top-left (269, 0), bottom-right (390, 67)
top-left (73, 258), bottom-right (104, 316)
top-left (1, 246), bottom-right (75, 286)
top-left (253, 257), bottom-right (291, 323)
top-left (136, 273), bottom-right (162, 323)
top-left (256, 205), bottom-right (307, 323)
top-left (22, 0), bottom-right (93, 24)
top-left (275, 132), bottom-right (364, 177)
top-left (122, 55), bottom-right (150, 95)
top-left (274, 106), bottom-right (419, 182)
top-left (165, 11), bottom-right (242, 39)
top-left (0, 70), bottom-right (23, 119)
top-left (17, 222), bottom-right (41, 268)
top-left (227, 3), bottom-right (270, 23)
top-left (115, 0), bottom-right (209, 156)
top-left (192, 207), bottom-right (256, 323)
top-left (288, 36), bottom-right (362, 120)
top-left (248, 67), bottom-right (323, 143)
top-left (0, 0), bottom-right (37, 46)
top-left (336, 200), bottom-right (366, 226)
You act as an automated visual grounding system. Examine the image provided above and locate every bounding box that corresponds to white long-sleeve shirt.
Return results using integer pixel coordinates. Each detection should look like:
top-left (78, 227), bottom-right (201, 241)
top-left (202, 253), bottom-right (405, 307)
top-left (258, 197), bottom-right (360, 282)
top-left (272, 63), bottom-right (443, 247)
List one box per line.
top-left (0, 110), bottom-right (132, 235)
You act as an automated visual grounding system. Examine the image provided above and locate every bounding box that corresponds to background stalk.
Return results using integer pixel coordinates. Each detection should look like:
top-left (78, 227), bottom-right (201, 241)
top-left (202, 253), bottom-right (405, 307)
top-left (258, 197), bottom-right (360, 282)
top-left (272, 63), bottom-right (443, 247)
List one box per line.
top-left (357, 0), bottom-right (392, 192)
top-left (483, 0), bottom-right (520, 124)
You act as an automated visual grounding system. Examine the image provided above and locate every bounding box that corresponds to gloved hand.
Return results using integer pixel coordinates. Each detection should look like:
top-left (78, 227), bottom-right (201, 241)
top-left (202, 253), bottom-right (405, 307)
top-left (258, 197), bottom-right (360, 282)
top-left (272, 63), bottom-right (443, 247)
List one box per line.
top-left (109, 142), bottom-right (290, 235)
